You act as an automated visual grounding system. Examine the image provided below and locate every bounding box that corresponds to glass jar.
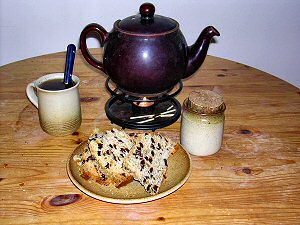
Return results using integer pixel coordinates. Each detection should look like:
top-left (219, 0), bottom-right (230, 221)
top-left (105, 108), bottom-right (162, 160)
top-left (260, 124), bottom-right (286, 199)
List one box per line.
top-left (180, 90), bottom-right (226, 156)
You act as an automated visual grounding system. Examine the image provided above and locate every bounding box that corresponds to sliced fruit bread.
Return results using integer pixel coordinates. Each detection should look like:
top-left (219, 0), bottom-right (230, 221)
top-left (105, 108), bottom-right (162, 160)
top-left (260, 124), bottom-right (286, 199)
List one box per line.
top-left (124, 133), bottom-right (177, 195)
top-left (88, 128), bottom-right (135, 187)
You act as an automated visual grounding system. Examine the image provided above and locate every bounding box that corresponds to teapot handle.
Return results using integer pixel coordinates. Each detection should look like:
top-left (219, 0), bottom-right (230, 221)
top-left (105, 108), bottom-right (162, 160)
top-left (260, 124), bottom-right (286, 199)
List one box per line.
top-left (80, 23), bottom-right (108, 73)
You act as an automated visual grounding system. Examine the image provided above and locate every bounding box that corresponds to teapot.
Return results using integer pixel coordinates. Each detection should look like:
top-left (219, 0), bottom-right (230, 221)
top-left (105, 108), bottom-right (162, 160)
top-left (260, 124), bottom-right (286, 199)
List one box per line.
top-left (80, 3), bottom-right (220, 96)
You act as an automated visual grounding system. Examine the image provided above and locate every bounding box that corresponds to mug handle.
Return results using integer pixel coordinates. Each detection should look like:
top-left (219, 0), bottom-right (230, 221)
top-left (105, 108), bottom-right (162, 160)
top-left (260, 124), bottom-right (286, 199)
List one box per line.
top-left (80, 23), bottom-right (108, 74)
top-left (26, 82), bottom-right (38, 108)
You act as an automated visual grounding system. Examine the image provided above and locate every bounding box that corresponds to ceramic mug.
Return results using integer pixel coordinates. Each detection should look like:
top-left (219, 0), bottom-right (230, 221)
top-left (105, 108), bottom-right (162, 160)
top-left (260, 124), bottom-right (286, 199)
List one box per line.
top-left (26, 73), bottom-right (82, 136)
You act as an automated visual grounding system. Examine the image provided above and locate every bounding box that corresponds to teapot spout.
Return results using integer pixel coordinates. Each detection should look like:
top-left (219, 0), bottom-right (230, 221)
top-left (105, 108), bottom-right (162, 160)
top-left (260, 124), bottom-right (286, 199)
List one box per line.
top-left (183, 26), bottom-right (220, 79)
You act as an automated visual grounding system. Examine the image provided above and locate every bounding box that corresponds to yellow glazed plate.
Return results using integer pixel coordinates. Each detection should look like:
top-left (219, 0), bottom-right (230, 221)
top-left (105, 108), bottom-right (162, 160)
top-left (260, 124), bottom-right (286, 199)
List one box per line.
top-left (67, 140), bottom-right (191, 204)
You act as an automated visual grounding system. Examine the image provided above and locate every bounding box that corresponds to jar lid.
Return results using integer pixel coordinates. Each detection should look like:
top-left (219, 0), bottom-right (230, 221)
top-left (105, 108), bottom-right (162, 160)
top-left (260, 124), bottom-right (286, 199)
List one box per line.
top-left (184, 90), bottom-right (226, 114)
top-left (117, 3), bottom-right (178, 35)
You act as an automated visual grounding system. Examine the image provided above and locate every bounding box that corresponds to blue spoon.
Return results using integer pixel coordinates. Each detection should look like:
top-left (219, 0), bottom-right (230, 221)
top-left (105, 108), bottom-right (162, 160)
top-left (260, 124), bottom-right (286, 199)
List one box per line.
top-left (64, 44), bottom-right (76, 88)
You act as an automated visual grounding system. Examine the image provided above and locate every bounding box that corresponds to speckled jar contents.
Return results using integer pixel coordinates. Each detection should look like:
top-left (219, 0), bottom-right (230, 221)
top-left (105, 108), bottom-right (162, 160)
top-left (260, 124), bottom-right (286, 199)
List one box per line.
top-left (180, 90), bottom-right (226, 156)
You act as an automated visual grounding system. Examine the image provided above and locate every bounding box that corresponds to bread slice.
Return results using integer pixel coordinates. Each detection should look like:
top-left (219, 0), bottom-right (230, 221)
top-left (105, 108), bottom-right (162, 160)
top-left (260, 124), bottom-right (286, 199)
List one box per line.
top-left (124, 133), bottom-right (176, 195)
top-left (88, 128), bottom-right (134, 187)
top-left (73, 147), bottom-right (112, 185)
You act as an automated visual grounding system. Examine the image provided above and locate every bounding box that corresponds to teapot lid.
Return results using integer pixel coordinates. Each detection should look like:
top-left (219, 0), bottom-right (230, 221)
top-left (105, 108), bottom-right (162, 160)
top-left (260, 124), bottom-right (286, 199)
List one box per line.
top-left (117, 3), bottom-right (178, 35)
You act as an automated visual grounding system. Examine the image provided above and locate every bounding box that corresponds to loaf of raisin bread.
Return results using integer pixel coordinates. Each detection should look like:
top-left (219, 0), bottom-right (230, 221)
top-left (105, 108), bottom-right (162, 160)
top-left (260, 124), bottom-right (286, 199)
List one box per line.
top-left (73, 147), bottom-right (112, 185)
top-left (124, 133), bottom-right (176, 195)
top-left (88, 128), bottom-right (134, 187)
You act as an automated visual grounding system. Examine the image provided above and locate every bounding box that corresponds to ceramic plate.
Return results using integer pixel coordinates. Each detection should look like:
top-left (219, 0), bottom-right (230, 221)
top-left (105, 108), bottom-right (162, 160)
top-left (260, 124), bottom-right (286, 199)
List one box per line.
top-left (67, 140), bottom-right (191, 204)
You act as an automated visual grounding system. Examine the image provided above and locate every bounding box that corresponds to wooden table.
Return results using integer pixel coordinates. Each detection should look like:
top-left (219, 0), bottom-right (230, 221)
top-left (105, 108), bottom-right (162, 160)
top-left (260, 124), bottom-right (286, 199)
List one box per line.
top-left (0, 49), bottom-right (299, 224)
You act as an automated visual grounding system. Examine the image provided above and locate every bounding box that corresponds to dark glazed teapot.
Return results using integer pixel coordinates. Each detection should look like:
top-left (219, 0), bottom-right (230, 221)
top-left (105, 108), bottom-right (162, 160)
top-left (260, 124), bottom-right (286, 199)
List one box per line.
top-left (80, 3), bottom-right (220, 96)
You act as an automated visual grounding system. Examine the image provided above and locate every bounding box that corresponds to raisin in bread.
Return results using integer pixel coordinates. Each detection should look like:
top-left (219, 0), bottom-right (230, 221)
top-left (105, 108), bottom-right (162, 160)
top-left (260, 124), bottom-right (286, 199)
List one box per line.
top-left (73, 147), bottom-right (111, 185)
top-left (124, 133), bottom-right (177, 195)
top-left (88, 128), bottom-right (134, 187)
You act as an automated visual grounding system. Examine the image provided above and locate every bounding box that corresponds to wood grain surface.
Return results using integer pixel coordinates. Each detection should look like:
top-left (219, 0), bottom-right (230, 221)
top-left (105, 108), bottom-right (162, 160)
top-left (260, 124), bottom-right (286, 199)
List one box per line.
top-left (0, 49), bottom-right (299, 224)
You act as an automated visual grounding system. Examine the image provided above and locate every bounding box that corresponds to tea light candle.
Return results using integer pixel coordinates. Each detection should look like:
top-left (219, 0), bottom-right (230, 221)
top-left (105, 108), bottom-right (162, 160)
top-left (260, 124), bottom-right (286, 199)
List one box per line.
top-left (133, 97), bottom-right (155, 107)
top-left (180, 90), bottom-right (226, 156)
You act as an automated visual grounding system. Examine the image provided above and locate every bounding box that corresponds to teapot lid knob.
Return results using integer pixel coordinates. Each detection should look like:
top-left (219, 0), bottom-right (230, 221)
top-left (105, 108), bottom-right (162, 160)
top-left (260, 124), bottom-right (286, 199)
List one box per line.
top-left (139, 3), bottom-right (155, 18)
